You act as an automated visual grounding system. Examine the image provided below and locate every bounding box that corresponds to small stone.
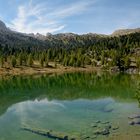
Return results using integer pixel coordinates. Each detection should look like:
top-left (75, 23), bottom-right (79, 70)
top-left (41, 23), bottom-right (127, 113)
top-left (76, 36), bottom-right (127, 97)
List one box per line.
top-left (128, 114), bottom-right (140, 119)
top-left (101, 121), bottom-right (110, 124)
top-left (83, 136), bottom-right (90, 139)
top-left (94, 129), bottom-right (102, 135)
top-left (103, 109), bottom-right (113, 113)
top-left (64, 136), bottom-right (68, 140)
top-left (81, 134), bottom-right (90, 139)
top-left (133, 118), bottom-right (140, 124)
top-left (91, 135), bottom-right (97, 139)
top-left (135, 133), bottom-right (140, 136)
top-left (95, 120), bottom-right (101, 123)
top-left (101, 129), bottom-right (110, 135)
top-left (91, 124), bottom-right (97, 127)
top-left (129, 121), bottom-right (135, 125)
top-left (112, 126), bottom-right (119, 130)
top-left (129, 118), bottom-right (140, 125)
top-left (105, 125), bottom-right (112, 130)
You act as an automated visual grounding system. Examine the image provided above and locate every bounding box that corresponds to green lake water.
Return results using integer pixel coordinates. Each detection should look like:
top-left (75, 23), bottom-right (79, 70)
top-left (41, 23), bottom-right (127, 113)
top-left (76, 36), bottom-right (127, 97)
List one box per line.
top-left (0, 72), bottom-right (140, 140)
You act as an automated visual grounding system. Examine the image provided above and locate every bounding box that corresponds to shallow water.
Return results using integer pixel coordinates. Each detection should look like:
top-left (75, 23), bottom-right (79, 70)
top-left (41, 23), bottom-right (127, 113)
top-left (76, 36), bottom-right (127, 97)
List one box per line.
top-left (0, 72), bottom-right (140, 140)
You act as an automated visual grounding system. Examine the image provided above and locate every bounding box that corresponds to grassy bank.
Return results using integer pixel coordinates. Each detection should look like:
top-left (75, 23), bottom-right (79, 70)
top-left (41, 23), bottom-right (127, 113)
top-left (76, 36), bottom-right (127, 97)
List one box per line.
top-left (0, 63), bottom-right (101, 75)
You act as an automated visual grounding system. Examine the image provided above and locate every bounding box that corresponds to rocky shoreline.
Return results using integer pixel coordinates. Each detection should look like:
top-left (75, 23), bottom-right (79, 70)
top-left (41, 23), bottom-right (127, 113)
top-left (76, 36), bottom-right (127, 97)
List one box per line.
top-left (21, 114), bottom-right (140, 140)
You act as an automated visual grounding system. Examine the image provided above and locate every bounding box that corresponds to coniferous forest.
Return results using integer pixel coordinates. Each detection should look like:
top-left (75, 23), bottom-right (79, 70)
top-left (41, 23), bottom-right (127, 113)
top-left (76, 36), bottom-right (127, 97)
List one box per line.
top-left (0, 32), bottom-right (140, 72)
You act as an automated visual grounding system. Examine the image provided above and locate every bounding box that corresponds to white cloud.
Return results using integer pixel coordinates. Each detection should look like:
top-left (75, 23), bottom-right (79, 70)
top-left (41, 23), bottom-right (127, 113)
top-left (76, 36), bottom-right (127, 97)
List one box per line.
top-left (8, 0), bottom-right (94, 35)
top-left (49, 1), bottom-right (94, 18)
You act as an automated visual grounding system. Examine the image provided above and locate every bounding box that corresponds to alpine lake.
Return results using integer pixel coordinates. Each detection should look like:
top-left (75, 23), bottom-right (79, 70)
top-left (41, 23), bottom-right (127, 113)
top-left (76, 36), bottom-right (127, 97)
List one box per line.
top-left (0, 72), bottom-right (140, 140)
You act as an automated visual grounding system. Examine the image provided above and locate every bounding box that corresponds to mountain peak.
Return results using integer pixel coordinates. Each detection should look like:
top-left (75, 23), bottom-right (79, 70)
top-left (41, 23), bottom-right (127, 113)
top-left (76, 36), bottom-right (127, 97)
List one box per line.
top-left (0, 20), bottom-right (7, 31)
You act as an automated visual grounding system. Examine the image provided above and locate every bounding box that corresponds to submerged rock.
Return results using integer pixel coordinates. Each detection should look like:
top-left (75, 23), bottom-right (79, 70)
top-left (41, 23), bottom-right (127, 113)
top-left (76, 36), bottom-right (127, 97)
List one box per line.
top-left (129, 118), bottom-right (140, 125)
top-left (129, 121), bottom-right (135, 125)
top-left (94, 128), bottom-right (110, 136)
top-left (95, 120), bottom-right (101, 123)
top-left (128, 114), bottom-right (140, 119)
top-left (112, 126), bottom-right (119, 130)
top-left (21, 125), bottom-right (78, 140)
top-left (102, 129), bottom-right (110, 135)
top-left (103, 108), bottom-right (114, 113)
top-left (94, 129), bottom-right (102, 135)
top-left (105, 125), bottom-right (111, 130)
top-left (91, 124), bottom-right (97, 128)
top-left (101, 121), bottom-right (110, 124)
top-left (101, 104), bottom-right (114, 113)
top-left (91, 136), bottom-right (97, 139)
top-left (82, 136), bottom-right (90, 139)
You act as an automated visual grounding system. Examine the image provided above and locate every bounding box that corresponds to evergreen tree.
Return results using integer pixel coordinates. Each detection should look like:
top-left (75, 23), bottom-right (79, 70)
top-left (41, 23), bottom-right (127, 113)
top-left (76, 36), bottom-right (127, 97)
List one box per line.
top-left (101, 51), bottom-right (105, 65)
top-left (63, 54), bottom-right (68, 66)
top-left (18, 53), bottom-right (22, 66)
top-left (124, 56), bottom-right (131, 70)
top-left (45, 57), bottom-right (49, 67)
top-left (76, 58), bottom-right (81, 67)
top-left (27, 54), bottom-right (33, 67)
top-left (40, 57), bottom-right (44, 67)
top-left (69, 54), bottom-right (75, 66)
top-left (11, 56), bottom-right (17, 67)
top-left (22, 53), bottom-right (27, 65)
top-left (0, 56), bottom-right (4, 68)
top-left (54, 57), bottom-right (57, 68)
top-left (136, 57), bottom-right (140, 71)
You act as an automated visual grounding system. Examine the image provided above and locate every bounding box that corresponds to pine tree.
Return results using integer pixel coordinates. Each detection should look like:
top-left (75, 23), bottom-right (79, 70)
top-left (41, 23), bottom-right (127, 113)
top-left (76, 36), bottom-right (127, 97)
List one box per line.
top-left (136, 57), bottom-right (140, 71)
top-left (22, 53), bottom-right (27, 66)
top-left (69, 55), bottom-right (74, 66)
top-left (18, 53), bottom-right (22, 66)
top-left (81, 56), bottom-right (85, 68)
top-left (124, 56), bottom-right (131, 70)
top-left (63, 54), bottom-right (68, 66)
top-left (0, 56), bottom-right (4, 68)
top-left (54, 57), bottom-right (57, 68)
top-left (47, 49), bottom-right (51, 60)
top-left (11, 56), bottom-right (17, 67)
top-left (40, 56), bottom-right (44, 67)
top-left (101, 51), bottom-right (105, 65)
top-left (45, 57), bottom-right (49, 67)
top-left (76, 58), bottom-right (81, 67)
top-left (27, 54), bottom-right (33, 67)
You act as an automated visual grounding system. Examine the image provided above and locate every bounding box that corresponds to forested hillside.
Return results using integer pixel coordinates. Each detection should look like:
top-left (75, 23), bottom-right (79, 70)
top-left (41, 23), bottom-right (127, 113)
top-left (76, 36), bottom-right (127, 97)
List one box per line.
top-left (0, 20), bottom-right (140, 72)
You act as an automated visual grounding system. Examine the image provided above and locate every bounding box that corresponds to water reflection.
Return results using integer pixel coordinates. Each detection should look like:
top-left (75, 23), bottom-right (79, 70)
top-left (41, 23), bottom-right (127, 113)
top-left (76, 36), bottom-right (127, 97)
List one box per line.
top-left (0, 72), bottom-right (139, 116)
top-left (0, 72), bottom-right (139, 140)
top-left (1, 97), bottom-right (140, 140)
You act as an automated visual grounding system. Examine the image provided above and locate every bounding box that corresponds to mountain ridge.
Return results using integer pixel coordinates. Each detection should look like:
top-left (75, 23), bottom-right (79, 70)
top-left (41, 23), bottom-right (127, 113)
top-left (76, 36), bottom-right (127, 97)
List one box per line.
top-left (0, 19), bottom-right (140, 38)
top-left (112, 28), bottom-right (140, 36)
top-left (0, 19), bottom-right (140, 51)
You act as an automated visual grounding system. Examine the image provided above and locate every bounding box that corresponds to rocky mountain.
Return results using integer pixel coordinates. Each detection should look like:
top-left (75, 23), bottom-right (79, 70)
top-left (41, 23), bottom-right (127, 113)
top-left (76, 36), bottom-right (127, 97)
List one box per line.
top-left (112, 28), bottom-right (140, 36)
top-left (0, 20), bottom-right (47, 50)
top-left (0, 20), bottom-right (8, 31)
top-left (0, 19), bottom-right (140, 51)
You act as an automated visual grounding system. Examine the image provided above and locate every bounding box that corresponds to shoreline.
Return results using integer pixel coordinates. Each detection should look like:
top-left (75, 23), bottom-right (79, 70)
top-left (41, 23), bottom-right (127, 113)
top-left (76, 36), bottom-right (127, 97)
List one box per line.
top-left (0, 65), bottom-right (139, 76)
top-left (0, 66), bottom-right (102, 76)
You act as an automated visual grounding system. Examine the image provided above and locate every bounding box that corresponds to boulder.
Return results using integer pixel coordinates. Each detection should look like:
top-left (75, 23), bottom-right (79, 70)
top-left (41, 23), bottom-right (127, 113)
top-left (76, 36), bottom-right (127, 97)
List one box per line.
top-left (128, 114), bottom-right (140, 119)
top-left (129, 118), bottom-right (140, 125)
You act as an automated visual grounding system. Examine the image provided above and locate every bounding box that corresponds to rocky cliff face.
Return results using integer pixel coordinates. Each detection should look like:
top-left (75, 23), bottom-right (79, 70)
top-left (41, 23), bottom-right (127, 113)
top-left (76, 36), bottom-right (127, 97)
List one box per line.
top-left (0, 20), bottom-right (10, 32)
top-left (0, 20), bottom-right (6, 30)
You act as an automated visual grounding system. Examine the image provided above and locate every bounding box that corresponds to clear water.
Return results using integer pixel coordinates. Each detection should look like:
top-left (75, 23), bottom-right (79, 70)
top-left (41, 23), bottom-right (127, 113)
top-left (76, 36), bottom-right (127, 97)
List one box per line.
top-left (0, 72), bottom-right (140, 140)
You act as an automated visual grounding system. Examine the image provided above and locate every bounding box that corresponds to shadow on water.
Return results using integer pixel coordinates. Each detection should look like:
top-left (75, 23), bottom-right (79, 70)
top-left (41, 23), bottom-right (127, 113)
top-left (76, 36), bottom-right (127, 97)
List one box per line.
top-left (0, 72), bottom-right (139, 116)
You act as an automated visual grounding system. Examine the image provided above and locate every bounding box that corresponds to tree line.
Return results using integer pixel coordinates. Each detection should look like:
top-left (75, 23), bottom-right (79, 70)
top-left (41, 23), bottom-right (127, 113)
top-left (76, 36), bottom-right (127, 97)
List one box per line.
top-left (0, 32), bottom-right (140, 71)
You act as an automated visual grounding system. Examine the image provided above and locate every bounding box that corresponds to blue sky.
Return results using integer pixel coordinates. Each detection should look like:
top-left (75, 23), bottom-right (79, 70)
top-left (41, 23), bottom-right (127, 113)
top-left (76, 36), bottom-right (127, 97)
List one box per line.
top-left (0, 0), bottom-right (140, 35)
